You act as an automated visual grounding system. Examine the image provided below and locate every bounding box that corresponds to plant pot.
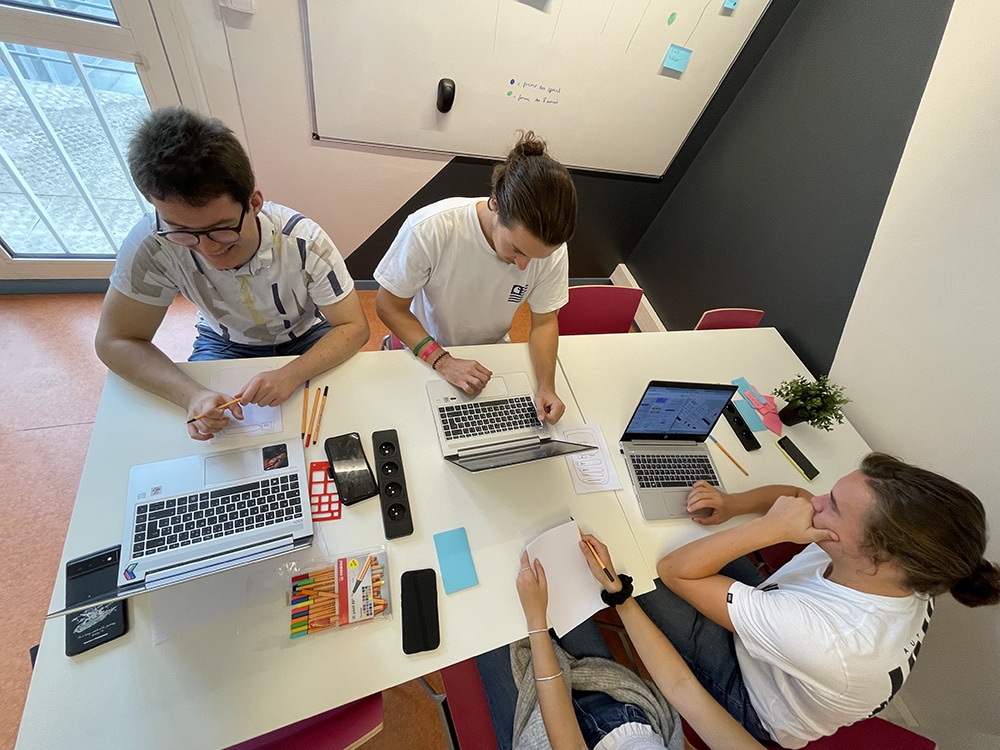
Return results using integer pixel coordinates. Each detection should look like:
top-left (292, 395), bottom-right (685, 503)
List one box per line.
top-left (778, 404), bottom-right (806, 427)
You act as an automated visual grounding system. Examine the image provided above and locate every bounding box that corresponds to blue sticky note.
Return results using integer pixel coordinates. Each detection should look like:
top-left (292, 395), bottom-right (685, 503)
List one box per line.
top-left (662, 44), bottom-right (692, 73)
top-left (733, 398), bottom-right (767, 432)
top-left (434, 527), bottom-right (479, 594)
top-left (724, 0), bottom-right (739, 9)
top-left (732, 377), bottom-right (766, 406)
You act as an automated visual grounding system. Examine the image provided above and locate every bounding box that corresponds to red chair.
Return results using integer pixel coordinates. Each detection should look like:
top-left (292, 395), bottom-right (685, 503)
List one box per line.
top-left (694, 307), bottom-right (764, 331)
top-left (227, 693), bottom-right (383, 750)
top-left (380, 332), bottom-right (405, 350)
top-left (681, 715), bottom-right (935, 750)
top-left (557, 285), bottom-right (644, 335)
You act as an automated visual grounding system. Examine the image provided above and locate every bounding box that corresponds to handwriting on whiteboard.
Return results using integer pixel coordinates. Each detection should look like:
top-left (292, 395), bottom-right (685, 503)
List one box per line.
top-left (506, 77), bottom-right (562, 105)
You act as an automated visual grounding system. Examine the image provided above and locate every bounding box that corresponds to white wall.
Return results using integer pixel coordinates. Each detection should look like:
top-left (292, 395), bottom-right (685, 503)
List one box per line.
top-left (166, 1), bottom-right (451, 257)
top-left (831, 1), bottom-right (1000, 745)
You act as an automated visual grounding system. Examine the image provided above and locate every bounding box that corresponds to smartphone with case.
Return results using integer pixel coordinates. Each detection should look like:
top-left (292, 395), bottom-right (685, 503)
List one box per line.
top-left (65, 545), bottom-right (128, 656)
top-left (325, 432), bottom-right (379, 505)
top-left (401, 569), bottom-right (440, 654)
top-left (776, 436), bottom-right (820, 481)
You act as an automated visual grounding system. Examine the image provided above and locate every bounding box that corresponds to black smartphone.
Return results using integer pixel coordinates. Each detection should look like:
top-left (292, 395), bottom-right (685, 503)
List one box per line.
top-left (776, 436), bottom-right (820, 482)
top-left (325, 432), bottom-right (379, 505)
top-left (65, 545), bottom-right (128, 656)
top-left (401, 569), bottom-right (440, 654)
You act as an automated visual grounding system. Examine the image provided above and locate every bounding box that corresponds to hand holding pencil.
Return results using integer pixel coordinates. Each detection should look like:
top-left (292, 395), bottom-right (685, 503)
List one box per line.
top-left (578, 533), bottom-right (623, 593)
top-left (186, 391), bottom-right (245, 441)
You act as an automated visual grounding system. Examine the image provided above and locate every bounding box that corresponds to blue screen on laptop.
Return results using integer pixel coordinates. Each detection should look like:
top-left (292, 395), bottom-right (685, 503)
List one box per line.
top-left (624, 383), bottom-right (734, 437)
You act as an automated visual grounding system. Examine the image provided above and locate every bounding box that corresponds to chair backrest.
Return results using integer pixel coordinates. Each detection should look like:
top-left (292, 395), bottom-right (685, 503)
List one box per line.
top-left (694, 307), bottom-right (764, 331)
top-left (228, 693), bottom-right (383, 750)
top-left (557, 285), bottom-right (644, 335)
top-left (682, 716), bottom-right (935, 750)
top-left (440, 658), bottom-right (501, 750)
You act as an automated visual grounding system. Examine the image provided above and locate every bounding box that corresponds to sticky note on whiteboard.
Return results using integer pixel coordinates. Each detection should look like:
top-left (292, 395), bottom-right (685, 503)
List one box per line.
top-left (662, 44), bottom-right (693, 73)
top-left (724, 0), bottom-right (739, 9)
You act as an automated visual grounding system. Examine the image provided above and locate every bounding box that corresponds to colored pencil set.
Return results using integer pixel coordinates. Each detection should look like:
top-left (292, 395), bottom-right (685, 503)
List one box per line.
top-left (287, 549), bottom-right (390, 639)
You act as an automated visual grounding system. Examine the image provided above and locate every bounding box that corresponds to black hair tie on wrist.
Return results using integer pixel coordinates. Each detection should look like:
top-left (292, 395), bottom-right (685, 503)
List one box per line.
top-left (600, 574), bottom-right (633, 608)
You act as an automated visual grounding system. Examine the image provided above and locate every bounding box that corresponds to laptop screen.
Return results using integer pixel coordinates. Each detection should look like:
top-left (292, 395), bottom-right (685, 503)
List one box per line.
top-left (621, 381), bottom-right (737, 441)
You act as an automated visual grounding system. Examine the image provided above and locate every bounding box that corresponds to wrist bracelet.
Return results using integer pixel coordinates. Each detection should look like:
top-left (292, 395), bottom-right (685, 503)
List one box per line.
top-left (527, 628), bottom-right (548, 635)
top-left (431, 351), bottom-right (449, 371)
top-left (600, 574), bottom-right (634, 608)
top-left (412, 336), bottom-right (434, 357)
top-left (534, 670), bottom-right (563, 682)
top-left (420, 341), bottom-right (441, 362)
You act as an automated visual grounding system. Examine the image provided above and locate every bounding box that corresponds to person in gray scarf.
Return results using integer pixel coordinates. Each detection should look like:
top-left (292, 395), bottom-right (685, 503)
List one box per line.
top-left (507, 543), bottom-right (765, 750)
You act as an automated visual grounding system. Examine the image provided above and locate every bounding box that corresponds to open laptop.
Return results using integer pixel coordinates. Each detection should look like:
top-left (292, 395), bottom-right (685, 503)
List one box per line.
top-left (427, 372), bottom-right (595, 472)
top-left (47, 439), bottom-right (313, 619)
top-left (620, 381), bottom-right (738, 520)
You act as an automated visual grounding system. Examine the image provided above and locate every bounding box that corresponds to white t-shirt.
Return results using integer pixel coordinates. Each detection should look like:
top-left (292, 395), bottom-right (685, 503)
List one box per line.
top-left (373, 197), bottom-right (569, 346)
top-left (110, 202), bottom-right (354, 345)
top-left (728, 544), bottom-right (933, 749)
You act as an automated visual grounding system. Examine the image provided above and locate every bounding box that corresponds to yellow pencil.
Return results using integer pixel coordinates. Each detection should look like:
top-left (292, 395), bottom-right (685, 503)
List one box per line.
top-left (577, 527), bottom-right (615, 583)
top-left (304, 387), bottom-right (321, 447)
top-left (708, 435), bottom-right (749, 476)
top-left (300, 380), bottom-right (310, 441)
top-left (187, 397), bottom-right (242, 424)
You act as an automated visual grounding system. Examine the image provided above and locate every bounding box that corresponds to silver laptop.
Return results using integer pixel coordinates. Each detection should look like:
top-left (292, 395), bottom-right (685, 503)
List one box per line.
top-left (427, 372), bottom-right (595, 472)
top-left (621, 381), bottom-right (738, 520)
top-left (47, 440), bottom-right (313, 619)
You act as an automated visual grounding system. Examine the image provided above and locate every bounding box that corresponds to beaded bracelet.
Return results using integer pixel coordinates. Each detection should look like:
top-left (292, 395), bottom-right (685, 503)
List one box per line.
top-left (431, 351), bottom-right (450, 371)
top-left (412, 336), bottom-right (434, 357)
top-left (534, 671), bottom-right (563, 682)
top-left (420, 342), bottom-right (441, 362)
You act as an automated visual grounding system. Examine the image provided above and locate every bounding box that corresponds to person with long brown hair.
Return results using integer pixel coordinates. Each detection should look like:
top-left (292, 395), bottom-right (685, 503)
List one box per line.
top-left (375, 131), bottom-right (577, 423)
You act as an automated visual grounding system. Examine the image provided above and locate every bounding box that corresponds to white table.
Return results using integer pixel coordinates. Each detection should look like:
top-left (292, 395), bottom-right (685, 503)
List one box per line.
top-left (16, 343), bottom-right (645, 750)
top-left (556, 328), bottom-right (872, 583)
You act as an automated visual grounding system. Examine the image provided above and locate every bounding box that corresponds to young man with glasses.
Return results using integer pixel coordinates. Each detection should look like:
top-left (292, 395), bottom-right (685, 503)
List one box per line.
top-left (95, 107), bottom-right (369, 441)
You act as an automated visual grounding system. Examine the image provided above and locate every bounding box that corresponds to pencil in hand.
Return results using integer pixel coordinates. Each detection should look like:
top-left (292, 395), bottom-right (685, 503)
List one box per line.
top-left (187, 397), bottom-right (242, 424)
top-left (578, 528), bottom-right (615, 582)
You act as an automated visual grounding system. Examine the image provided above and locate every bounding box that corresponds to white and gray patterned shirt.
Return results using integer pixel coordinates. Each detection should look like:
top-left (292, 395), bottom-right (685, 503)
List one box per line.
top-left (110, 202), bottom-right (355, 346)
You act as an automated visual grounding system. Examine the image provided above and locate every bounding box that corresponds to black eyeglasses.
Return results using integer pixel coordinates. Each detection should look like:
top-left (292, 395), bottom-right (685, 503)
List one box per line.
top-left (155, 204), bottom-right (247, 247)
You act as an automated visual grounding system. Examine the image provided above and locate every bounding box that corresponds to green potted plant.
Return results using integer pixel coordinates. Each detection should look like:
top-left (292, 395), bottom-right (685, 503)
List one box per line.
top-left (773, 374), bottom-right (850, 431)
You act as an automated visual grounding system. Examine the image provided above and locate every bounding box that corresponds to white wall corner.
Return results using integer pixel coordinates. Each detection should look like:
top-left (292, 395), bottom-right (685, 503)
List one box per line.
top-left (611, 263), bottom-right (667, 332)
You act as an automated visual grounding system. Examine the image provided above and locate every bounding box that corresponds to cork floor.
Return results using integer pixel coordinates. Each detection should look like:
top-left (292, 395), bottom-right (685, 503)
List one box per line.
top-left (0, 290), bottom-right (532, 750)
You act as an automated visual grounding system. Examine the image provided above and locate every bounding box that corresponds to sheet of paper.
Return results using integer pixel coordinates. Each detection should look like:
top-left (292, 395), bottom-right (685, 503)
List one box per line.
top-left (556, 423), bottom-right (622, 494)
top-left (210, 364), bottom-right (282, 437)
top-left (433, 527), bottom-right (479, 594)
top-left (525, 520), bottom-right (605, 637)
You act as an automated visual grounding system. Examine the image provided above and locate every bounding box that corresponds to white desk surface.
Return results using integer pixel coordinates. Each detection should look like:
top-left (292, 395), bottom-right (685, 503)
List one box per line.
top-left (17, 343), bottom-right (646, 750)
top-left (556, 328), bottom-right (872, 583)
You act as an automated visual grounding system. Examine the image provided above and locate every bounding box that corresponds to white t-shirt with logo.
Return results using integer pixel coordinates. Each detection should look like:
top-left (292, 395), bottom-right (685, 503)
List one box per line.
top-left (728, 544), bottom-right (933, 749)
top-left (374, 197), bottom-right (569, 346)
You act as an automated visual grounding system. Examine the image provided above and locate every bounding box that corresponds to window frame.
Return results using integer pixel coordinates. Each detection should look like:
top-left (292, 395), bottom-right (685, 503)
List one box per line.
top-left (0, 0), bottom-right (182, 281)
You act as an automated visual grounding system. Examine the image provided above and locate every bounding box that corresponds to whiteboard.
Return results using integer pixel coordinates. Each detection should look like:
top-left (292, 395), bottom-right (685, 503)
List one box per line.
top-left (303, 0), bottom-right (771, 177)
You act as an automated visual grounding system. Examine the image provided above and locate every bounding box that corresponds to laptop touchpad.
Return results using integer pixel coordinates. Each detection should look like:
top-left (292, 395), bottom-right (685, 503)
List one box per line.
top-left (205, 445), bottom-right (272, 485)
top-left (478, 376), bottom-right (510, 399)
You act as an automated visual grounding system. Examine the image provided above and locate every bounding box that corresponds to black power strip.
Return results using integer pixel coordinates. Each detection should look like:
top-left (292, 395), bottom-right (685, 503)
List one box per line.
top-left (721, 401), bottom-right (761, 451)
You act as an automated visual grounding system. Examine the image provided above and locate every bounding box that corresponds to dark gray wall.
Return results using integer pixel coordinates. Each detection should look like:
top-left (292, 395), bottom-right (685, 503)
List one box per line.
top-left (626, 0), bottom-right (953, 375)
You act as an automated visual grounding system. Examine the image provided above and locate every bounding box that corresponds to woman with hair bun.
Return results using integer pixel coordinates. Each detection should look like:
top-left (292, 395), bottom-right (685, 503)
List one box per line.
top-left (375, 131), bottom-right (577, 423)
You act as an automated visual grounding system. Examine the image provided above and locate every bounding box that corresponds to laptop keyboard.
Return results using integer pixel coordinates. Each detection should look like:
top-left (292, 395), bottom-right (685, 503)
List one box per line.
top-left (631, 454), bottom-right (720, 489)
top-left (130, 472), bottom-right (302, 559)
top-left (438, 395), bottom-right (543, 441)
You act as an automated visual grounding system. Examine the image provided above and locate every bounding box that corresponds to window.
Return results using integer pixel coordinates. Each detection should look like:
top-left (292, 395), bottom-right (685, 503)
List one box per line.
top-left (0, 0), bottom-right (179, 278)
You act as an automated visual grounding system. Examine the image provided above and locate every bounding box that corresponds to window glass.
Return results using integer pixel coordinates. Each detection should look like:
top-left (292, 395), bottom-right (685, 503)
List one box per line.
top-left (0, 0), bottom-right (118, 24)
top-left (0, 41), bottom-right (150, 258)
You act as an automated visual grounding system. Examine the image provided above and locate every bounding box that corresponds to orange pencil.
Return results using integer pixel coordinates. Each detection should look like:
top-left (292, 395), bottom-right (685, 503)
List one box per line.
top-left (313, 386), bottom-right (330, 445)
top-left (708, 435), bottom-right (749, 476)
top-left (352, 554), bottom-right (374, 594)
top-left (578, 526), bottom-right (615, 583)
top-left (304, 387), bottom-right (321, 447)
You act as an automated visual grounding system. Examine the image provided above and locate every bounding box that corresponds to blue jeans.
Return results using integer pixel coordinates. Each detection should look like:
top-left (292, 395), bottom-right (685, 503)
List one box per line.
top-left (188, 321), bottom-right (331, 361)
top-left (635, 557), bottom-right (773, 743)
top-left (477, 618), bottom-right (649, 750)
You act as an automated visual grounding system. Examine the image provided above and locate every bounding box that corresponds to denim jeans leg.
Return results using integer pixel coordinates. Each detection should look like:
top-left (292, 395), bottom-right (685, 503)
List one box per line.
top-left (476, 645), bottom-right (519, 750)
top-left (557, 617), bottom-right (614, 660)
top-left (573, 691), bottom-right (650, 748)
top-left (275, 321), bottom-right (332, 357)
